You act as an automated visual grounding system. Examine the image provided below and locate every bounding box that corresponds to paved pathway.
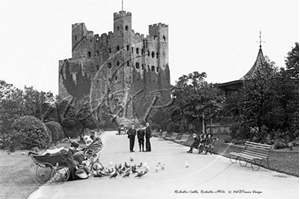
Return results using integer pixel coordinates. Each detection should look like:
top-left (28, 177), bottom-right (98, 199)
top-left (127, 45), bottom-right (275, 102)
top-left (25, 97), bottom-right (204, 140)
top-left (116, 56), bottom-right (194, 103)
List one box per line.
top-left (28, 131), bottom-right (299, 199)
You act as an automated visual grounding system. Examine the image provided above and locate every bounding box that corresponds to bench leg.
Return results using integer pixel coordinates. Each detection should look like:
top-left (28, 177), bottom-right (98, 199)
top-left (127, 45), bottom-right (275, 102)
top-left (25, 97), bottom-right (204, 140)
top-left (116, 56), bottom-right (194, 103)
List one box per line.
top-left (251, 159), bottom-right (262, 171)
top-left (239, 158), bottom-right (248, 167)
top-left (229, 154), bottom-right (238, 164)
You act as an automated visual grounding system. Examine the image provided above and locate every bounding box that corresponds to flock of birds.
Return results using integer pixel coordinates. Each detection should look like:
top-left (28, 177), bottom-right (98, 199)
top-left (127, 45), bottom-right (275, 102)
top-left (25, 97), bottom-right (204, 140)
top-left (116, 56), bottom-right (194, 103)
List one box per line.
top-left (91, 157), bottom-right (168, 179)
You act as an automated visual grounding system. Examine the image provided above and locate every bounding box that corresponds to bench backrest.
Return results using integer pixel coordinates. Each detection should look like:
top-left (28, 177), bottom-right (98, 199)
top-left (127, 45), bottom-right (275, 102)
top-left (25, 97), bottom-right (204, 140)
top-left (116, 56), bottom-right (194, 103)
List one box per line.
top-left (180, 134), bottom-right (190, 142)
top-left (161, 131), bottom-right (167, 137)
top-left (243, 141), bottom-right (272, 158)
top-left (170, 133), bottom-right (179, 139)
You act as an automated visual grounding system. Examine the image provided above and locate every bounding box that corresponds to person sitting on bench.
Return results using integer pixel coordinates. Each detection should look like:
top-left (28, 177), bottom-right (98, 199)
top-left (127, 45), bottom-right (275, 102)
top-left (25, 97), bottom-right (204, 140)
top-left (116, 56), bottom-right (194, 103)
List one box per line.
top-left (187, 133), bottom-right (201, 153)
top-left (204, 133), bottom-right (218, 155)
top-left (198, 133), bottom-right (207, 154)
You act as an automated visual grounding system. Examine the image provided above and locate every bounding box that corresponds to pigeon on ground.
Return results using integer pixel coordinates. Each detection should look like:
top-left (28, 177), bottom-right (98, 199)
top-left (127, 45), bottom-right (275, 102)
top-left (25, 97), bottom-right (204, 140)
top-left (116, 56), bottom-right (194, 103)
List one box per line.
top-left (135, 170), bottom-right (148, 178)
top-left (161, 164), bottom-right (165, 170)
top-left (123, 172), bottom-right (130, 178)
top-left (157, 159), bottom-right (162, 165)
top-left (185, 161), bottom-right (189, 168)
top-left (130, 157), bottom-right (134, 163)
top-left (125, 162), bottom-right (130, 168)
top-left (110, 172), bottom-right (118, 179)
top-left (137, 162), bottom-right (142, 168)
top-left (155, 166), bottom-right (159, 173)
top-left (132, 167), bottom-right (138, 174)
top-left (119, 163), bottom-right (122, 169)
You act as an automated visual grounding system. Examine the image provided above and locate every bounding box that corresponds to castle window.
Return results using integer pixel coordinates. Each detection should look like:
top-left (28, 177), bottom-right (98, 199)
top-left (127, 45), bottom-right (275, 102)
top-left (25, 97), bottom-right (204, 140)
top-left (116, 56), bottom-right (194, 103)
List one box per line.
top-left (97, 65), bottom-right (99, 70)
top-left (108, 48), bottom-right (111, 53)
top-left (132, 47), bottom-right (133, 53)
top-left (141, 48), bottom-right (144, 54)
top-left (74, 35), bottom-right (77, 41)
top-left (117, 61), bottom-right (120, 66)
top-left (136, 48), bottom-right (139, 54)
top-left (127, 61), bottom-right (130, 66)
top-left (156, 53), bottom-right (159, 58)
top-left (152, 52), bottom-right (155, 58)
top-left (90, 39), bottom-right (92, 43)
top-left (115, 76), bottom-right (118, 81)
top-left (148, 65), bottom-right (150, 70)
top-left (96, 50), bottom-right (100, 56)
top-left (125, 25), bottom-right (128, 30)
top-left (163, 35), bottom-right (166, 41)
top-left (108, 62), bottom-right (112, 68)
top-left (116, 45), bottom-right (120, 51)
top-left (108, 78), bottom-right (111, 81)
top-left (127, 45), bottom-right (130, 51)
top-left (142, 64), bottom-right (144, 69)
top-left (148, 51), bottom-right (150, 56)
top-left (151, 66), bottom-right (155, 71)
top-left (156, 66), bottom-right (159, 72)
top-left (117, 26), bottom-right (120, 30)
top-left (154, 35), bottom-right (157, 39)
top-left (87, 51), bottom-right (91, 58)
top-left (136, 62), bottom-right (140, 69)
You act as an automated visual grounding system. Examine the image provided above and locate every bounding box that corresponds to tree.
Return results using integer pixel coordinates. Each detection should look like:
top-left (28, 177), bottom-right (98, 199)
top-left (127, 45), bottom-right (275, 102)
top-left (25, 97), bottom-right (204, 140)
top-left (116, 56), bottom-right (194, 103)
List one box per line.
top-left (285, 42), bottom-right (299, 79)
top-left (169, 72), bottom-right (225, 133)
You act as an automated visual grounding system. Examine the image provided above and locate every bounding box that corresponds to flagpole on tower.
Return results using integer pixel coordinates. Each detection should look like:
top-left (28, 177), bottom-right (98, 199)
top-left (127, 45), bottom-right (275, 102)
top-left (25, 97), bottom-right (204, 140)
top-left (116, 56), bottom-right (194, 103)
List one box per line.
top-left (122, 0), bottom-right (124, 11)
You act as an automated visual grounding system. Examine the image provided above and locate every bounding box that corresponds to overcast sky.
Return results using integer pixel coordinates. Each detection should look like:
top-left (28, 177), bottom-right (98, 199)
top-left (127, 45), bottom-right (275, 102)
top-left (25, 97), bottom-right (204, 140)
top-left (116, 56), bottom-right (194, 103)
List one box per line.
top-left (0, 0), bottom-right (298, 94)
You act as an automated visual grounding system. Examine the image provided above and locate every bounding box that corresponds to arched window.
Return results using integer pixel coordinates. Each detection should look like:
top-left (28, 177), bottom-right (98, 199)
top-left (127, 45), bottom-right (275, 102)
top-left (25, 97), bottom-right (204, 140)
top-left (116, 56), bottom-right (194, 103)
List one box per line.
top-left (148, 51), bottom-right (150, 56)
top-left (74, 35), bottom-right (77, 41)
top-left (163, 35), bottom-right (166, 41)
top-left (127, 61), bottom-right (130, 66)
top-left (136, 62), bottom-right (140, 69)
top-left (154, 35), bottom-right (157, 39)
top-left (108, 63), bottom-right (112, 68)
top-left (116, 45), bottom-right (120, 51)
top-left (115, 76), bottom-right (118, 81)
top-left (142, 64), bottom-right (144, 69)
top-left (108, 48), bottom-right (111, 53)
top-left (97, 65), bottom-right (99, 70)
top-left (136, 48), bottom-right (139, 54)
top-left (151, 65), bottom-right (155, 71)
top-left (117, 61), bottom-right (120, 66)
top-left (96, 50), bottom-right (99, 56)
top-left (152, 52), bottom-right (155, 58)
top-left (156, 66), bottom-right (159, 72)
top-left (125, 25), bottom-right (128, 30)
top-left (156, 53), bottom-right (159, 58)
top-left (87, 51), bottom-right (91, 58)
top-left (127, 45), bottom-right (130, 51)
top-left (148, 65), bottom-right (150, 70)
top-left (117, 26), bottom-right (120, 30)
top-left (90, 39), bottom-right (92, 43)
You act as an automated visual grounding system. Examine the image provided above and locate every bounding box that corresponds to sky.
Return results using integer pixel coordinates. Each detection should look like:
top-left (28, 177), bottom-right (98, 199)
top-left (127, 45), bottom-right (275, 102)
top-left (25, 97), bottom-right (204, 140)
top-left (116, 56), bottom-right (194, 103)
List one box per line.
top-left (0, 0), bottom-right (298, 95)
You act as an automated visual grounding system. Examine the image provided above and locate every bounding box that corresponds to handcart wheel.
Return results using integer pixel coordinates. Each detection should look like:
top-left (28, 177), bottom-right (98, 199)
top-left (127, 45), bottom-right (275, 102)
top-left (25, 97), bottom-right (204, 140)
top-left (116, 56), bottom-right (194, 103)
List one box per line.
top-left (34, 162), bottom-right (53, 185)
top-left (51, 166), bottom-right (70, 183)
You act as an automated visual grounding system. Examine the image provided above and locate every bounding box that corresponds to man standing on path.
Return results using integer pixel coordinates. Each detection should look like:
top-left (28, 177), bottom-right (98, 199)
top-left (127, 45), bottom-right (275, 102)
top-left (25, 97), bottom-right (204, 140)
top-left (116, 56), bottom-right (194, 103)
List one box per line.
top-left (145, 122), bottom-right (152, 152)
top-left (137, 124), bottom-right (145, 152)
top-left (127, 123), bottom-right (137, 152)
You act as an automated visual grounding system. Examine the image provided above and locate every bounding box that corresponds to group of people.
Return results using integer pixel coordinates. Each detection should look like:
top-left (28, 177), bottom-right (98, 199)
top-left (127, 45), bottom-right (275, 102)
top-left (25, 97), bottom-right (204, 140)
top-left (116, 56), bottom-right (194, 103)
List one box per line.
top-left (187, 132), bottom-right (218, 154)
top-left (126, 122), bottom-right (152, 152)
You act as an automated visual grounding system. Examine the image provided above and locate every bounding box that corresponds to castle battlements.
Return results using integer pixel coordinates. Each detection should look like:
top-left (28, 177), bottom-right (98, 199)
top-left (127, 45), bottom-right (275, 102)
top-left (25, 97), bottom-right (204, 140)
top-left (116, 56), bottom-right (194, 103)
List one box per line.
top-left (113, 10), bottom-right (132, 18)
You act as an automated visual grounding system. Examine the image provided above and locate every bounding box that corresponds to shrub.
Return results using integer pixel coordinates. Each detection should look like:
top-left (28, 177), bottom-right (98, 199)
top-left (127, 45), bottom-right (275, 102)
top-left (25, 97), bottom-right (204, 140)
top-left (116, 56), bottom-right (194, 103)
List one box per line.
top-left (11, 116), bottom-right (52, 149)
top-left (61, 118), bottom-right (82, 138)
top-left (45, 121), bottom-right (65, 144)
top-left (274, 141), bottom-right (287, 149)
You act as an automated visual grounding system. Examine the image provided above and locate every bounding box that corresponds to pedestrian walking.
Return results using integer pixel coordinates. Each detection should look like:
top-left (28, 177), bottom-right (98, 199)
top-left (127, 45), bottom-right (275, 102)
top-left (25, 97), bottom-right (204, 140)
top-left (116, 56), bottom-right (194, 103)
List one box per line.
top-left (145, 122), bottom-right (152, 152)
top-left (127, 124), bottom-right (137, 152)
top-left (137, 124), bottom-right (145, 152)
top-left (187, 133), bottom-right (201, 153)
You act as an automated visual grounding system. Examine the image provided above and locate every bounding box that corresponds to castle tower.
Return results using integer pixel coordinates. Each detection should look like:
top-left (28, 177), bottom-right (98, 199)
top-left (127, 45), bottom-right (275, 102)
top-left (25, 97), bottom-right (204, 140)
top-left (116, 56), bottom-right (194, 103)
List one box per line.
top-left (58, 9), bottom-right (171, 127)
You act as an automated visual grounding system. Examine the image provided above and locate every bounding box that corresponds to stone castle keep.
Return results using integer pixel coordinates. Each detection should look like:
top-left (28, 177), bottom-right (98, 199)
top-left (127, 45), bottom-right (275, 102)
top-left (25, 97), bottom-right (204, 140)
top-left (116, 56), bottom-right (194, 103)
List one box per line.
top-left (59, 10), bottom-right (171, 127)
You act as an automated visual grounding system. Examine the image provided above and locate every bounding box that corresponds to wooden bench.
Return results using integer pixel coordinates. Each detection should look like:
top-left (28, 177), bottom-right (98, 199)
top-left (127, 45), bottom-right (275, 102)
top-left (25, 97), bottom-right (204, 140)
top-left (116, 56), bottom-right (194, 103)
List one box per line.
top-left (229, 141), bottom-right (272, 171)
top-left (164, 133), bottom-right (178, 141)
top-left (160, 131), bottom-right (167, 139)
top-left (174, 134), bottom-right (190, 145)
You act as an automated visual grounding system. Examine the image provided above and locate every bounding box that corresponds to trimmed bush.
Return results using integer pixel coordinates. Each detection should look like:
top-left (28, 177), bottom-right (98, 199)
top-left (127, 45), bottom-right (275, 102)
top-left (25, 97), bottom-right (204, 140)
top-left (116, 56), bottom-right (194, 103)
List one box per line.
top-left (11, 116), bottom-right (52, 149)
top-left (45, 121), bottom-right (65, 144)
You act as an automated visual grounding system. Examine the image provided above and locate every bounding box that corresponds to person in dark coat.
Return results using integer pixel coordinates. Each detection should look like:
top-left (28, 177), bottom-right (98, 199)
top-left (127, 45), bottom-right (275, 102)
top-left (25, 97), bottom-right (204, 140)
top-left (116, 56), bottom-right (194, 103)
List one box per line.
top-left (127, 124), bottom-right (137, 152)
top-left (137, 124), bottom-right (145, 152)
top-left (187, 133), bottom-right (201, 153)
top-left (145, 122), bottom-right (152, 152)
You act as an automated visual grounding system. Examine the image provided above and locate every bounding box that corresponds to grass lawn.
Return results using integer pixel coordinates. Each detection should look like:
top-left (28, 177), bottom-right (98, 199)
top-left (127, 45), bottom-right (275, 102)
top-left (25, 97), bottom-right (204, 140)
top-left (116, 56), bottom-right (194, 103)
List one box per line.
top-left (0, 140), bottom-right (81, 199)
top-left (0, 150), bottom-right (39, 199)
